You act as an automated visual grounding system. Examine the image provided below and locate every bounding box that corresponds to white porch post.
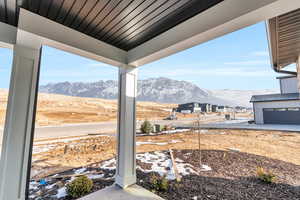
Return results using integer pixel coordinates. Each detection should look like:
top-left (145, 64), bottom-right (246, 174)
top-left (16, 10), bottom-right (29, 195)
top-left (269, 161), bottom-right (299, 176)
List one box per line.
top-left (115, 66), bottom-right (138, 188)
top-left (0, 44), bottom-right (41, 200)
top-left (297, 54), bottom-right (300, 93)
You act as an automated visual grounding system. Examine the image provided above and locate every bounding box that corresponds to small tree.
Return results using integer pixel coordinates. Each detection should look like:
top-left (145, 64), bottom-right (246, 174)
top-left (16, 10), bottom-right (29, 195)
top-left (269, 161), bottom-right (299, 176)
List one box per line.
top-left (66, 175), bottom-right (93, 198)
top-left (140, 120), bottom-right (153, 134)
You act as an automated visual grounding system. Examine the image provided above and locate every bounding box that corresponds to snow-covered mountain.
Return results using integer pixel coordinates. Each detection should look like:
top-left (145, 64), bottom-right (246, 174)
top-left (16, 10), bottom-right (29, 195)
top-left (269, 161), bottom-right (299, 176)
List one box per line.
top-left (39, 77), bottom-right (278, 107)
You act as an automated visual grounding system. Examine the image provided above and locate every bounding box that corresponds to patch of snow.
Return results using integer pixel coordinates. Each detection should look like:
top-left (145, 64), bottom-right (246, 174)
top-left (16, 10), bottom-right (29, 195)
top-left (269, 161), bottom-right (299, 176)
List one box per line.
top-left (161, 129), bottom-right (190, 134)
top-left (87, 174), bottom-right (104, 179)
top-left (170, 139), bottom-right (182, 143)
top-left (46, 183), bottom-right (56, 189)
top-left (176, 159), bottom-right (198, 175)
top-left (74, 167), bottom-right (86, 174)
top-left (228, 148), bottom-right (240, 152)
top-left (200, 164), bottom-right (212, 171)
top-left (136, 151), bottom-right (198, 180)
top-left (28, 195), bottom-right (36, 199)
top-left (101, 158), bottom-right (116, 170)
top-left (56, 187), bottom-right (67, 198)
top-left (29, 181), bottom-right (39, 190)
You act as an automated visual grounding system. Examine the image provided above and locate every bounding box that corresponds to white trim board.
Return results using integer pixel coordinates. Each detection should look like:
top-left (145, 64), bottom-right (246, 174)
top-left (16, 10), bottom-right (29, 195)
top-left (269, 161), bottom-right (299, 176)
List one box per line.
top-left (0, 22), bottom-right (16, 48)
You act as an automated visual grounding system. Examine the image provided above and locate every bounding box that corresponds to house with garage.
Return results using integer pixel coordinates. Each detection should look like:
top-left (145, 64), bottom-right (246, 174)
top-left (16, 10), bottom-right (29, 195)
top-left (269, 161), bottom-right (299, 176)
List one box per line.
top-left (251, 10), bottom-right (300, 125)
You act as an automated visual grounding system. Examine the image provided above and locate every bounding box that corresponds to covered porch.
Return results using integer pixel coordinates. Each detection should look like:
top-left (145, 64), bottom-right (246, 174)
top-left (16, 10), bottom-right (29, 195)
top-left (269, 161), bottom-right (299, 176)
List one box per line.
top-left (0, 0), bottom-right (299, 199)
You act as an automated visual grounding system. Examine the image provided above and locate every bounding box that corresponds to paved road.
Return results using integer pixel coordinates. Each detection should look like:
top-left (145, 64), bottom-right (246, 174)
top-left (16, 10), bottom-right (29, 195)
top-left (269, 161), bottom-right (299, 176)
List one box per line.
top-left (33, 118), bottom-right (201, 139)
top-left (196, 122), bottom-right (300, 132)
top-left (0, 114), bottom-right (225, 144)
top-left (0, 118), bottom-right (199, 142)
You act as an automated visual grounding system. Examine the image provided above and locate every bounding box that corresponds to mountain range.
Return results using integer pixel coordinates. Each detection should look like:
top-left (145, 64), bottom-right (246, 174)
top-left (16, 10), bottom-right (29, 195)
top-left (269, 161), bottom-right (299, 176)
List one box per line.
top-left (39, 77), bottom-right (278, 107)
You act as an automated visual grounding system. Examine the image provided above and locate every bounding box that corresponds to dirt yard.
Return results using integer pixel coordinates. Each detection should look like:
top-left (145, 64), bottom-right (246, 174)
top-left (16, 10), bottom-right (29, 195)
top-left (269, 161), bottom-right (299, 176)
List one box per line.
top-left (31, 129), bottom-right (300, 179)
top-left (28, 128), bottom-right (300, 200)
top-left (0, 89), bottom-right (224, 127)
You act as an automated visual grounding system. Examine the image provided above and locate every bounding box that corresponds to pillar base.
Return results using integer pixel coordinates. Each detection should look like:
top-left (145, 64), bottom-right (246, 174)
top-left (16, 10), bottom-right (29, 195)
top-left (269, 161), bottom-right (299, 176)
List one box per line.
top-left (115, 174), bottom-right (136, 188)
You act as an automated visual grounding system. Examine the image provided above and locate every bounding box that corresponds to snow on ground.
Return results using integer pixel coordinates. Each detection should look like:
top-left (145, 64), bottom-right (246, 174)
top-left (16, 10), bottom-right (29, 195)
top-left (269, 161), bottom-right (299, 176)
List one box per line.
top-left (161, 129), bottom-right (190, 134)
top-left (101, 158), bottom-right (116, 170)
top-left (56, 187), bottom-right (67, 198)
top-left (29, 150), bottom-right (204, 199)
top-left (136, 151), bottom-right (199, 180)
top-left (87, 174), bottom-right (104, 179)
top-left (74, 167), bottom-right (87, 174)
top-left (200, 164), bottom-right (212, 171)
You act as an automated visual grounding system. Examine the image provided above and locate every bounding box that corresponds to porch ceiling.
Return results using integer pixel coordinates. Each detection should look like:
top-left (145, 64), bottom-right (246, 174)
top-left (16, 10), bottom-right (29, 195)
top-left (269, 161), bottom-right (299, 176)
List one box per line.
top-left (0, 0), bottom-right (223, 51)
top-left (268, 9), bottom-right (300, 71)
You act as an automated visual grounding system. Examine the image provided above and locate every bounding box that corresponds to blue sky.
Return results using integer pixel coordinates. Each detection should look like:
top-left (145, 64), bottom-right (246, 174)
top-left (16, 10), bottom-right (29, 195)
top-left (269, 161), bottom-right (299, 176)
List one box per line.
top-left (0, 22), bottom-right (281, 90)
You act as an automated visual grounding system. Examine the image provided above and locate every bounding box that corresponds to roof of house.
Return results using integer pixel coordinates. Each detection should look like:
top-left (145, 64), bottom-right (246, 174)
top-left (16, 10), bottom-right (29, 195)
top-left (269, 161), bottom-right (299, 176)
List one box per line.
top-left (267, 9), bottom-right (300, 71)
top-left (276, 76), bottom-right (297, 79)
top-left (250, 93), bottom-right (300, 103)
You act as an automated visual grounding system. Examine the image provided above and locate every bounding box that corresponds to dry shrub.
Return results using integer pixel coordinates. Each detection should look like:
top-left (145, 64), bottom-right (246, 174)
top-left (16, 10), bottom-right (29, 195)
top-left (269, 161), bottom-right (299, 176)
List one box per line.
top-left (257, 167), bottom-right (276, 183)
top-left (66, 175), bottom-right (93, 198)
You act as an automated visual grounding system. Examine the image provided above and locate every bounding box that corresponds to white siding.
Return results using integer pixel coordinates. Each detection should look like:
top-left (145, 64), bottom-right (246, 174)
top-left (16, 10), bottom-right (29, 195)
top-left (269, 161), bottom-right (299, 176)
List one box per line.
top-left (280, 77), bottom-right (298, 94)
top-left (254, 100), bottom-right (300, 124)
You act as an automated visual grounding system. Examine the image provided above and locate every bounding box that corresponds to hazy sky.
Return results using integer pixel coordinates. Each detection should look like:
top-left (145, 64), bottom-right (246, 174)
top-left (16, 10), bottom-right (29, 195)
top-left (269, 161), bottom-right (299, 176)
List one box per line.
top-left (0, 22), bottom-right (281, 90)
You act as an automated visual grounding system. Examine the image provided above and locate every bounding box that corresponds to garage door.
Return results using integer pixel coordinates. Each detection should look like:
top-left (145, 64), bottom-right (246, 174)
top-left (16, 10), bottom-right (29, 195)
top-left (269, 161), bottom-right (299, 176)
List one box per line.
top-left (263, 108), bottom-right (300, 124)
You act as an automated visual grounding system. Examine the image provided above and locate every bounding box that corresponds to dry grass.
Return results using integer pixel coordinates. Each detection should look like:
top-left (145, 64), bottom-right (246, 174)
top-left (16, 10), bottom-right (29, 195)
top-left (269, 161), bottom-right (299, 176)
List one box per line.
top-left (0, 90), bottom-right (183, 126)
top-left (31, 129), bottom-right (300, 178)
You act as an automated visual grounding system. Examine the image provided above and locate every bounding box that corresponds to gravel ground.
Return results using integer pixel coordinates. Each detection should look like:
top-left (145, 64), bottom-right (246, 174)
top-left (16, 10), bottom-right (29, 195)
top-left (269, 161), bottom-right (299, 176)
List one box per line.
top-left (138, 150), bottom-right (300, 200)
top-left (29, 150), bottom-right (300, 200)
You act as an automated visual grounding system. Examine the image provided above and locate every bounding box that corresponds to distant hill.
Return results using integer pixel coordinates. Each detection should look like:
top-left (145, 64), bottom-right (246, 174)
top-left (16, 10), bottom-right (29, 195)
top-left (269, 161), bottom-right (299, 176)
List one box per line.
top-left (208, 89), bottom-right (278, 107)
top-left (39, 77), bottom-right (279, 107)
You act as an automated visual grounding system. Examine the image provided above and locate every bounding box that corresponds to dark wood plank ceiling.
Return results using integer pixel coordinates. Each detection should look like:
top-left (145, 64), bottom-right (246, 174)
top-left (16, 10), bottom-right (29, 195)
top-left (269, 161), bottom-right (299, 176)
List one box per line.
top-left (0, 0), bottom-right (223, 51)
top-left (269, 8), bottom-right (300, 70)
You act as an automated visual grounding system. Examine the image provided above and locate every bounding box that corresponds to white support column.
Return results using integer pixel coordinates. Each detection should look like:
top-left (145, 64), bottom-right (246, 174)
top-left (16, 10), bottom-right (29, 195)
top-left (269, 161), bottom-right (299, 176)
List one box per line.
top-left (297, 54), bottom-right (300, 93)
top-left (115, 66), bottom-right (138, 188)
top-left (0, 44), bottom-right (41, 200)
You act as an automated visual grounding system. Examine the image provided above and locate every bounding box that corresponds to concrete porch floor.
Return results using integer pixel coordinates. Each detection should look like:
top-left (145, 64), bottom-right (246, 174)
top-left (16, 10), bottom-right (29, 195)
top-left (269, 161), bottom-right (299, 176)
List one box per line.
top-left (79, 184), bottom-right (164, 200)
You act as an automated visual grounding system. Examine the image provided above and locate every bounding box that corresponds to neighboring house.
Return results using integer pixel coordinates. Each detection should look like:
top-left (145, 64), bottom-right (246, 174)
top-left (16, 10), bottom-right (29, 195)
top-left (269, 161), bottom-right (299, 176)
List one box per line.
top-left (235, 106), bottom-right (247, 112)
top-left (212, 105), bottom-right (218, 112)
top-left (225, 106), bottom-right (234, 113)
top-left (250, 12), bottom-right (300, 125)
top-left (176, 102), bottom-right (202, 113)
top-left (199, 103), bottom-right (212, 113)
top-left (251, 76), bottom-right (300, 124)
top-left (217, 106), bottom-right (226, 112)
